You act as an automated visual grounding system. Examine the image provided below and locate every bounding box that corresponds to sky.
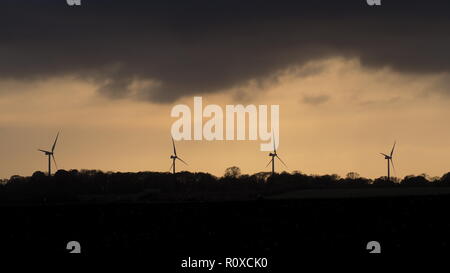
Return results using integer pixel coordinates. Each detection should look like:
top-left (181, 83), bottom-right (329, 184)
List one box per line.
top-left (1, 0), bottom-right (450, 179)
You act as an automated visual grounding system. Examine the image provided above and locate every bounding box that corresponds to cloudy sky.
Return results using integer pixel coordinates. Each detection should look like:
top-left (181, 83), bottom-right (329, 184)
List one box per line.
top-left (1, 0), bottom-right (450, 179)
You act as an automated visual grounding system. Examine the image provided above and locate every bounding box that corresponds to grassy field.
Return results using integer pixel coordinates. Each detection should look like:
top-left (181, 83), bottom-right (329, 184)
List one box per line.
top-left (269, 187), bottom-right (450, 199)
top-left (0, 191), bottom-right (449, 268)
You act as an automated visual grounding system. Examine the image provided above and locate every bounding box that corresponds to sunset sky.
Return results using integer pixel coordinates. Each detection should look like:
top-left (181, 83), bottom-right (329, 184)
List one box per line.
top-left (1, 0), bottom-right (450, 179)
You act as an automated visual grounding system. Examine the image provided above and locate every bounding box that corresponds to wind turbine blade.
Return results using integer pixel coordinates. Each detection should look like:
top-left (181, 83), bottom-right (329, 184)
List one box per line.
top-left (38, 149), bottom-right (50, 153)
top-left (390, 141), bottom-right (396, 157)
top-left (176, 156), bottom-right (188, 166)
top-left (169, 162), bottom-right (174, 172)
top-left (390, 158), bottom-right (396, 176)
top-left (265, 158), bottom-right (273, 168)
top-left (380, 153), bottom-right (389, 157)
top-left (52, 154), bottom-right (58, 170)
top-left (172, 137), bottom-right (177, 156)
top-left (52, 132), bottom-right (60, 153)
top-left (276, 155), bottom-right (288, 168)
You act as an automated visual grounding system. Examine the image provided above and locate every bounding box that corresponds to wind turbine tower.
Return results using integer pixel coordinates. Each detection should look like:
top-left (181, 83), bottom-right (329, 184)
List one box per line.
top-left (265, 134), bottom-right (287, 175)
top-left (380, 141), bottom-right (396, 182)
top-left (38, 132), bottom-right (60, 176)
top-left (170, 137), bottom-right (188, 174)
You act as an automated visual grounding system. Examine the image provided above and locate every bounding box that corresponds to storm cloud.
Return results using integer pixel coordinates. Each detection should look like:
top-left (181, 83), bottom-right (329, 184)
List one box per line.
top-left (1, 0), bottom-right (450, 102)
top-left (302, 94), bottom-right (330, 106)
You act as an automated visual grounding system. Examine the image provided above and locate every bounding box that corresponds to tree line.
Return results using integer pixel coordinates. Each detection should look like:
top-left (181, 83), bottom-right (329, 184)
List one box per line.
top-left (0, 167), bottom-right (450, 204)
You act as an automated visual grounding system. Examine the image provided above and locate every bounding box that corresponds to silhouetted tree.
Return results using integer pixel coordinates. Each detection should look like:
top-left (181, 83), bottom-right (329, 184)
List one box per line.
top-left (1, 167), bottom-right (450, 204)
top-left (224, 166), bottom-right (241, 179)
top-left (373, 177), bottom-right (395, 186)
top-left (313, 174), bottom-right (340, 187)
top-left (342, 172), bottom-right (371, 186)
top-left (252, 172), bottom-right (271, 183)
top-left (401, 175), bottom-right (429, 186)
top-left (31, 171), bottom-right (46, 181)
top-left (346, 172), bottom-right (360, 180)
top-left (420, 173), bottom-right (432, 181)
top-left (55, 169), bottom-right (70, 178)
top-left (440, 172), bottom-right (450, 184)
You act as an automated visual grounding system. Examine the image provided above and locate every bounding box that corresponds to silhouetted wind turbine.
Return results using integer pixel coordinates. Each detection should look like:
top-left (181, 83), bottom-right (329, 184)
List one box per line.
top-left (170, 137), bottom-right (188, 174)
top-left (38, 132), bottom-right (59, 176)
top-left (380, 141), bottom-right (396, 182)
top-left (265, 133), bottom-right (287, 175)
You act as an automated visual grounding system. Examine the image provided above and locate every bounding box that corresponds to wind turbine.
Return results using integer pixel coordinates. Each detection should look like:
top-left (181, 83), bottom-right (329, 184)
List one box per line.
top-left (380, 141), bottom-right (396, 182)
top-left (38, 132), bottom-right (60, 176)
top-left (170, 137), bottom-right (188, 174)
top-left (265, 133), bottom-right (287, 175)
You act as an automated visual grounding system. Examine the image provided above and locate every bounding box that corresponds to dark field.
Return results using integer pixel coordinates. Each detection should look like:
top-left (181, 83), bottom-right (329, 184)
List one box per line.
top-left (1, 191), bottom-right (449, 269)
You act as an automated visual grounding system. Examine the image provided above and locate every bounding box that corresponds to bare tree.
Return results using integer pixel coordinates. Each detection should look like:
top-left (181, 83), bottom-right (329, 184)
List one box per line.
top-left (224, 166), bottom-right (241, 178)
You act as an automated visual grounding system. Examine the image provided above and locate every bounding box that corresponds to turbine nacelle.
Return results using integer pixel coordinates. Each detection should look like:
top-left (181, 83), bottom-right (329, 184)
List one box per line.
top-left (38, 149), bottom-right (52, 156)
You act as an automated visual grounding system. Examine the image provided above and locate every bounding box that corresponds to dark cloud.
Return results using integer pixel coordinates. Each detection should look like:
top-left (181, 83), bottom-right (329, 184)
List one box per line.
top-left (1, 0), bottom-right (450, 102)
top-left (302, 95), bottom-right (330, 106)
